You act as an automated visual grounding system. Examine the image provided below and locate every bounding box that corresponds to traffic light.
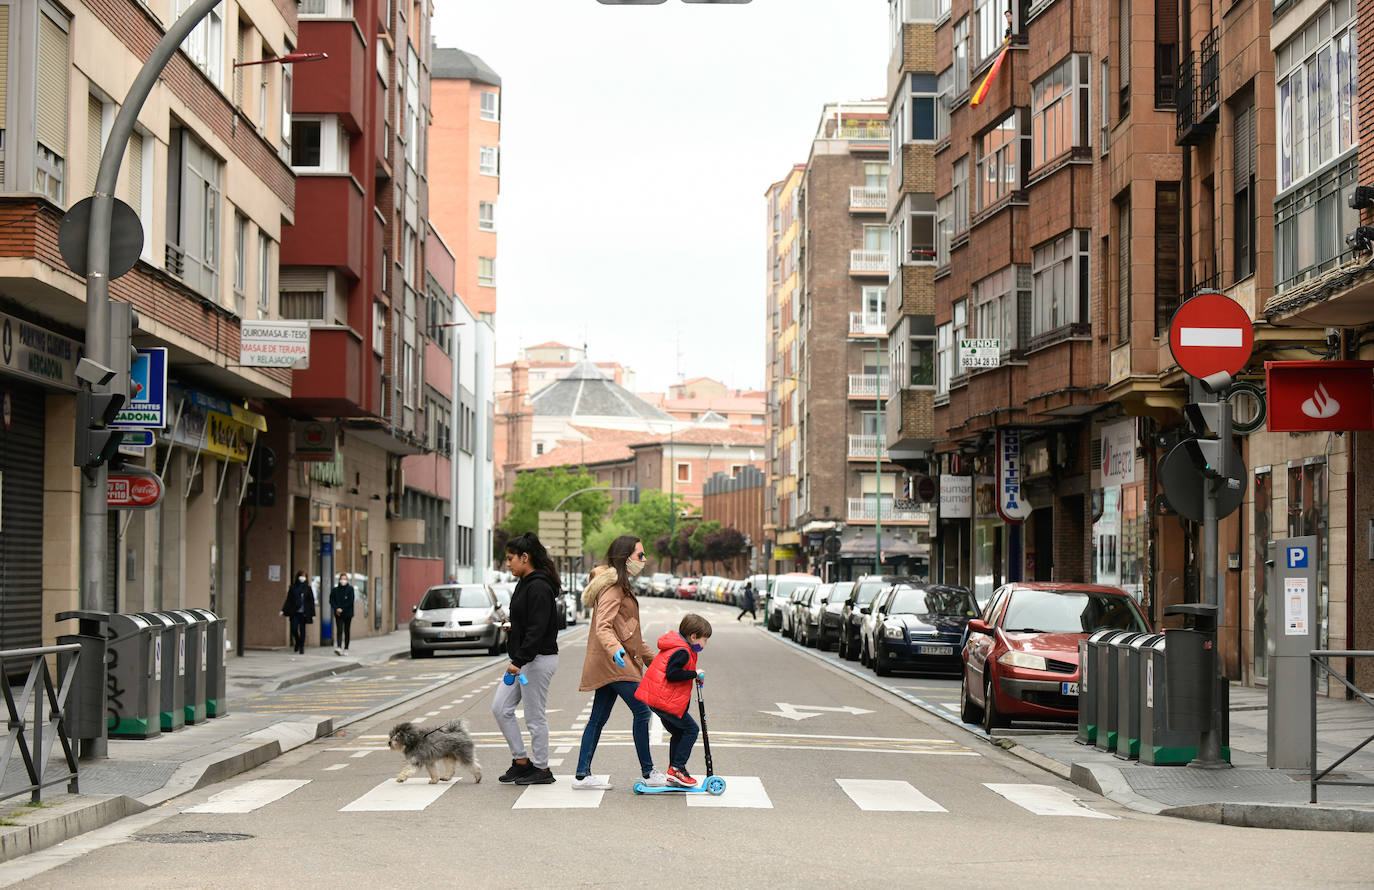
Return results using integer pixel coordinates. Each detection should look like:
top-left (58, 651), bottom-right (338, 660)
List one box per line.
top-left (75, 388), bottom-right (126, 470)
top-left (1182, 400), bottom-right (1228, 478)
top-left (628, 483), bottom-right (640, 505)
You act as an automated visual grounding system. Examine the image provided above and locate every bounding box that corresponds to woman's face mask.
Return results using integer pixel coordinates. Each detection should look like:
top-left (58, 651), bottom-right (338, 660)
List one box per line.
top-left (625, 558), bottom-right (646, 578)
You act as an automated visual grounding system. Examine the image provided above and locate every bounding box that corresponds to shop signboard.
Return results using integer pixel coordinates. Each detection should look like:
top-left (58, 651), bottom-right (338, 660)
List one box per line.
top-left (996, 428), bottom-right (1032, 523)
top-left (0, 312), bottom-right (79, 391)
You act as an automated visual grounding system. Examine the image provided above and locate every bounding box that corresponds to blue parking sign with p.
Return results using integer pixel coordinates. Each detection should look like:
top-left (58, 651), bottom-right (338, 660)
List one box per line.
top-left (1286, 546), bottom-right (1308, 568)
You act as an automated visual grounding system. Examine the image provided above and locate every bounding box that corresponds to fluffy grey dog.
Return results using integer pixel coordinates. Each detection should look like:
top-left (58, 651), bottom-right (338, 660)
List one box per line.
top-left (388, 719), bottom-right (482, 784)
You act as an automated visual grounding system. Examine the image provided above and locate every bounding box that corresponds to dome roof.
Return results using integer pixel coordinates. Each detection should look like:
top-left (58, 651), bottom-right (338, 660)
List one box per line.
top-left (530, 360), bottom-right (673, 421)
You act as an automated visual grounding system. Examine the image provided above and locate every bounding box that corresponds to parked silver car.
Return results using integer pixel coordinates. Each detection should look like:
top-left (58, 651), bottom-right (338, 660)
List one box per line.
top-left (409, 584), bottom-right (505, 657)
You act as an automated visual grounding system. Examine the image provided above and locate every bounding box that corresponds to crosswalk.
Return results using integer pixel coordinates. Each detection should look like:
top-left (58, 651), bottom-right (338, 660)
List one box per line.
top-left (182, 774), bottom-right (1115, 818)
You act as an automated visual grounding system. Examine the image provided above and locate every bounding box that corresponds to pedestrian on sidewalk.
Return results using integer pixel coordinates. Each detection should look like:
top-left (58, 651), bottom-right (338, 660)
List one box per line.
top-left (493, 532), bottom-right (560, 786)
top-left (635, 614), bottom-right (711, 788)
top-left (571, 536), bottom-right (665, 791)
top-left (737, 581), bottom-right (756, 622)
top-left (281, 571), bottom-right (315, 655)
top-left (330, 573), bottom-right (355, 655)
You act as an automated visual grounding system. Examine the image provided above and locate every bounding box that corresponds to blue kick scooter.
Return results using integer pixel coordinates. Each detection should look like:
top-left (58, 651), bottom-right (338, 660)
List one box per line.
top-left (633, 679), bottom-right (726, 796)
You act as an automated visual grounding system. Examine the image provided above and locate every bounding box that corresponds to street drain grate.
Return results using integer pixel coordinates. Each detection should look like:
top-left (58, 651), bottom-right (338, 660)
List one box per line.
top-left (137, 831), bottom-right (254, 844)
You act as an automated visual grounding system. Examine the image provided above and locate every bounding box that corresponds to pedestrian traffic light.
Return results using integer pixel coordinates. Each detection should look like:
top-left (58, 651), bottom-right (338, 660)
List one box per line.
top-left (75, 388), bottom-right (126, 471)
top-left (628, 483), bottom-right (640, 505)
top-left (1182, 400), bottom-right (1229, 478)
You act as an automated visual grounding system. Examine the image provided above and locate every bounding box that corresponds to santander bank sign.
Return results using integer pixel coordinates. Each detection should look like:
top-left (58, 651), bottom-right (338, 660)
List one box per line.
top-left (1265, 361), bottom-right (1374, 432)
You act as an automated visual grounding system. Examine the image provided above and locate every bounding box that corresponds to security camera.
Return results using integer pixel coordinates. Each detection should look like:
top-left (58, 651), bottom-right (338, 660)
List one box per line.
top-left (75, 357), bottom-right (116, 387)
top-left (1349, 186), bottom-right (1374, 210)
top-left (1198, 371), bottom-right (1234, 395)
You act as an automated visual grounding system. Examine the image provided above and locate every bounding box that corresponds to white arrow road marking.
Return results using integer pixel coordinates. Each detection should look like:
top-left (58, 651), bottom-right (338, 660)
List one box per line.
top-left (1179, 326), bottom-right (1242, 347)
top-left (761, 703), bottom-right (876, 721)
top-left (341, 777), bottom-right (463, 812)
top-left (984, 783), bottom-right (1116, 818)
top-left (185, 779), bottom-right (310, 814)
top-left (837, 778), bottom-right (947, 812)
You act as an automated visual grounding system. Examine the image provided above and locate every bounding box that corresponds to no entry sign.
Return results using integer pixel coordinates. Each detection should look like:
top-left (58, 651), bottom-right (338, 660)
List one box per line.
top-left (1169, 292), bottom-right (1254, 379)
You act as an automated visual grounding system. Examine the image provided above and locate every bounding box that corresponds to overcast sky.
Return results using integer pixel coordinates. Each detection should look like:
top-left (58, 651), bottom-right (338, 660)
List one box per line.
top-left (432, 1), bottom-right (887, 394)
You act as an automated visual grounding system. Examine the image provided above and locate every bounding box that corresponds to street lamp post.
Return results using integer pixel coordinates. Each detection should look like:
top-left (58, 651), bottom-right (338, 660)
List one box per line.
top-left (874, 362), bottom-right (883, 577)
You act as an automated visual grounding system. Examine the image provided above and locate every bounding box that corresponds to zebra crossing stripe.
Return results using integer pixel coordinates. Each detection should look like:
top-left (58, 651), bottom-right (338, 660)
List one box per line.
top-left (836, 778), bottom-right (946, 812)
top-left (983, 783), bottom-right (1116, 818)
top-left (185, 779), bottom-right (310, 814)
top-left (341, 778), bottom-right (462, 812)
top-left (512, 776), bottom-right (604, 809)
top-left (685, 776), bottom-right (771, 808)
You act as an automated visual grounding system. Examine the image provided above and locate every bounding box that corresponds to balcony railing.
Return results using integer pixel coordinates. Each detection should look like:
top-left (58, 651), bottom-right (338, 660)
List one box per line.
top-left (1176, 28), bottom-right (1219, 145)
top-left (846, 498), bottom-right (930, 522)
top-left (848, 373), bottom-right (891, 398)
top-left (849, 186), bottom-right (888, 210)
top-left (848, 434), bottom-right (881, 458)
top-left (849, 312), bottom-right (887, 336)
top-left (850, 249), bottom-right (890, 275)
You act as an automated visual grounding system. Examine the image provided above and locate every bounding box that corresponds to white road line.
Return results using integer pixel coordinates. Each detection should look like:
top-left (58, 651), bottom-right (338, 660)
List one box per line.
top-left (324, 764), bottom-right (348, 771)
top-left (358, 735), bottom-right (387, 740)
top-left (425, 711), bottom-right (440, 716)
top-left (650, 713), bottom-right (665, 745)
top-left (440, 705), bottom-right (453, 710)
top-left (512, 776), bottom-right (604, 809)
top-left (685, 776), bottom-right (772, 808)
top-left (836, 779), bottom-right (946, 812)
top-left (185, 779), bottom-right (311, 814)
top-left (939, 701), bottom-right (961, 711)
top-left (341, 778), bottom-right (462, 812)
top-left (984, 783), bottom-right (1116, 818)
top-left (326, 746), bottom-right (388, 751)
top-left (350, 750), bottom-right (371, 759)
top-left (547, 758), bottom-right (564, 766)
top-left (554, 745), bottom-right (572, 754)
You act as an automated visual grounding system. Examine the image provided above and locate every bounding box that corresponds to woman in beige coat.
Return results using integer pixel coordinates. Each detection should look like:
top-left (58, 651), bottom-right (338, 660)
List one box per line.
top-left (570, 535), bottom-right (666, 790)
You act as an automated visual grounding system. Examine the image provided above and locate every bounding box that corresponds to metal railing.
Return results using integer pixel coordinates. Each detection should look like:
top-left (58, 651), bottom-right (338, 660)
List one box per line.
top-left (848, 311), bottom-right (887, 335)
top-left (1309, 650), bottom-right (1374, 804)
top-left (847, 373), bottom-right (891, 398)
top-left (849, 186), bottom-right (888, 209)
top-left (846, 498), bottom-right (931, 522)
top-left (847, 434), bottom-right (880, 458)
top-left (849, 249), bottom-right (890, 275)
top-left (1, 644), bottom-right (81, 804)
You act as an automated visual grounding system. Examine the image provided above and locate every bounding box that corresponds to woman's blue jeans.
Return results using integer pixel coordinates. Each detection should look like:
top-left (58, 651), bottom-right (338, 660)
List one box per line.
top-left (576, 680), bottom-right (653, 777)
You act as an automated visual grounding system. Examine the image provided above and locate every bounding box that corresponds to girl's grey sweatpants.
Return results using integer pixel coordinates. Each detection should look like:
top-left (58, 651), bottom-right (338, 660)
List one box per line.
top-left (491, 653), bottom-right (558, 768)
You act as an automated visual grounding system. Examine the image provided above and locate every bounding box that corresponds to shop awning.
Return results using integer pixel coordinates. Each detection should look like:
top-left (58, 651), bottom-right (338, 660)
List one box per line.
top-left (839, 533), bottom-right (927, 558)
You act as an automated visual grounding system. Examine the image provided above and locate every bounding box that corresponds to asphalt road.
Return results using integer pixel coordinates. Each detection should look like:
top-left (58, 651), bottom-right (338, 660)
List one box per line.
top-left (8, 600), bottom-right (1372, 888)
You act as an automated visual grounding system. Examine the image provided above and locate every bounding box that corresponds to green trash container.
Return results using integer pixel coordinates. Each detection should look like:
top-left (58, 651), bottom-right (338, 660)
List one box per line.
top-left (1139, 636), bottom-right (1199, 765)
top-left (164, 610), bottom-right (207, 725)
top-left (1114, 633), bottom-right (1161, 760)
top-left (139, 612), bottom-right (185, 732)
top-left (1077, 631), bottom-right (1116, 746)
top-left (1093, 630), bottom-right (1136, 752)
top-left (188, 608), bottom-right (227, 718)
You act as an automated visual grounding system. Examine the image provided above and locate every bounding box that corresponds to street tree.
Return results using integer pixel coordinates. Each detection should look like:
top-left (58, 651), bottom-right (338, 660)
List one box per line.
top-left (501, 467), bottom-right (611, 540)
top-left (614, 489), bottom-right (687, 551)
top-left (690, 520), bottom-right (722, 571)
top-left (584, 518), bottom-right (630, 567)
top-left (705, 526), bottom-right (748, 574)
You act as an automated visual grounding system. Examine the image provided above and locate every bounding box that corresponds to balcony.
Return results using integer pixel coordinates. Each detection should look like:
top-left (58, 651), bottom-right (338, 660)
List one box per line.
top-left (849, 312), bottom-right (887, 336)
top-left (849, 186), bottom-right (888, 213)
top-left (290, 326), bottom-right (381, 417)
top-left (848, 374), bottom-right (891, 399)
top-left (281, 175), bottom-right (365, 279)
top-left (850, 249), bottom-right (890, 276)
top-left (1176, 29), bottom-right (1219, 146)
top-left (846, 498), bottom-right (930, 523)
top-left (292, 19), bottom-right (366, 133)
top-left (847, 434), bottom-right (881, 459)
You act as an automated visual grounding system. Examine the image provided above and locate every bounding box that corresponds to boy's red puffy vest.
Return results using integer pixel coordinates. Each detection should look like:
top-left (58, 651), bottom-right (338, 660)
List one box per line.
top-left (635, 631), bottom-right (697, 717)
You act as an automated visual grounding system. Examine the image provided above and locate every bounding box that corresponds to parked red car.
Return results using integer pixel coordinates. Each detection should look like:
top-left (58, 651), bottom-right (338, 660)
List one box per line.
top-left (960, 583), bottom-right (1151, 732)
top-left (677, 577), bottom-right (699, 599)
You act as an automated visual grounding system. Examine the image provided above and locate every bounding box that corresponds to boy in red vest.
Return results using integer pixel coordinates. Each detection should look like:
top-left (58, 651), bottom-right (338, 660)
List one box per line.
top-left (635, 614), bottom-right (712, 787)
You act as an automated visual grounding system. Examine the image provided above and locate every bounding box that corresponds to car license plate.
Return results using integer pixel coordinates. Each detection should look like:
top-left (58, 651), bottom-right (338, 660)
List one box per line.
top-left (918, 645), bottom-right (953, 656)
top-left (1061, 682), bottom-right (1079, 696)
top-left (438, 631), bottom-right (466, 640)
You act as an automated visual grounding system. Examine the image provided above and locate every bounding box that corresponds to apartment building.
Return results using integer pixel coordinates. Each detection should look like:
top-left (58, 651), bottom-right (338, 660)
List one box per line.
top-left (0, 0), bottom-right (296, 650)
top-left (763, 165), bottom-right (805, 569)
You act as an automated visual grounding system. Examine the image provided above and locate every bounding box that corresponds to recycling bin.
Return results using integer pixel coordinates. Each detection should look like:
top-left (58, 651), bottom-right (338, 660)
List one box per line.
top-left (1114, 633), bottom-right (1162, 760)
top-left (1093, 631), bottom-right (1136, 752)
top-left (1139, 635), bottom-right (1199, 765)
top-left (1077, 631), bottom-right (1116, 745)
top-left (188, 609), bottom-right (227, 718)
top-left (55, 610), bottom-right (110, 747)
top-left (165, 610), bottom-right (208, 725)
top-left (139, 612), bottom-right (185, 732)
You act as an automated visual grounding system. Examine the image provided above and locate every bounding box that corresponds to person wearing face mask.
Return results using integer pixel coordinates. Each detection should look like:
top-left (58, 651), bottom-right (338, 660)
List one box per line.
top-left (329, 573), bottom-right (355, 655)
top-left (570, 535), bottom-right (665, 791)
top-left (281, 570), bottom-right (316, 655)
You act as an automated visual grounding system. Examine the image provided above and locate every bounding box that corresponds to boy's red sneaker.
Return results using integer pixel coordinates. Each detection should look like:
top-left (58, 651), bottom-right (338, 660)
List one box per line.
top-left (667, 766), bottom-right (697, 788)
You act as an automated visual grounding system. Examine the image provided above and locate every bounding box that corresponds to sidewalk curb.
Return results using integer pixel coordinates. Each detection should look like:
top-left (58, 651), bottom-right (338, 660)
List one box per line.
top-left (0, 794), bottom-right (146, 863)
top-left (263, 647), bottom-right (413, 693)
top-left (754, 623), bottom-right (1374, 831)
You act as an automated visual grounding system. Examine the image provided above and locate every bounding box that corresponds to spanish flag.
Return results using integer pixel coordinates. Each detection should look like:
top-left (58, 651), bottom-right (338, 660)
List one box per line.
top-left (970, 41), bottom-right (1011, 107)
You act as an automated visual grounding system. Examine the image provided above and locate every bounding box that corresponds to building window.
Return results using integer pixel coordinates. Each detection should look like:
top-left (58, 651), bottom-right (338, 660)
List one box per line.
top-left (479, 201), bottom-right (496, 231)
top-left (1117, 0), bottom-right (1130, 116)
top-left (480, 90), bottom-right (499, 121)
top-left (935, 195), bottom-right (953, 266)
top-left (1233, 99), bottom-right (1256, 281)
top-left (952, 156), bottom-right (969, 234)
top-left (909, 211), bottom-right (936, 263)
top-left (936, 321), bottom-right (953, 395)
top-left (1155, 183), bottom-right (1181, 335)
top-left (478, 257), bottom-right (495, 287)
top-left (280, 268), bottom-right (330, 322)
top-left (863, 285), bottom-right (887, 321)
top-left (35, 4), bottom-right (69, 203)
top-left (954, 16), bottom-right (970, 95)
top-left (1275, 156), bottom-right (1361, 292)
top-left (909, 334), bottom-right (935, 386)
top-left (936, 68), bottom-right (953, 140)
top-left (972, 0), bottom-right (1002, 66)
top-left (290, 115), bottom-right (349, 172)
top-left (1276, 4), bottom-right (1357, 193)
top-left (233, 213), bottom-right (248, 304)
top-left (971, 265), bottom-right (1028, 355)
top-left (1031, 229), bottom-right (1090, 338)
top-left (177, 0), bottom-right (224, 88)
top-left (1115, 196), bottom-right (1130, 342)
top-left (974, 112), bottom-right (1028, 212)
top-left (300, 0), bottom-right (354, 17)
top-left (373, 301), bottom-right (386, 356)
top-left (258, 44), bottom-right (270, 131)
top-left (403, 343), bottom-right (416, 410)
top-left (280, 61), bottom-right (292, 162)
top-left (908, 73), bottom-right (939, 141)
top-left (257, 233), bottom-right (272, 318)
top-left (1032, 54), bottom-right (1090, 169)
top-left (1100, 58), bottom-right (1111, 152)
top-left (677, 462), bottom-right (690, 483)
top-left (479, 146), bottom-right (498, 175)
top-left (166, 126), bottom-right (223, 300)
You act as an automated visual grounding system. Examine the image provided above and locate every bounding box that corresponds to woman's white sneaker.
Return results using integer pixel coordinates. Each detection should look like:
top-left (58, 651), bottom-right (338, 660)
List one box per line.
top-left (571, 775), bottom-right (612, 790)
top-left (641, 768), bottom-right (669, 787)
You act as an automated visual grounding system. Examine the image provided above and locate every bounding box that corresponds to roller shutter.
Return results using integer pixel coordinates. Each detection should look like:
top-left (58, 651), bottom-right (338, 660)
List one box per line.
top-left (0, 383), bottom-right (46, 650)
